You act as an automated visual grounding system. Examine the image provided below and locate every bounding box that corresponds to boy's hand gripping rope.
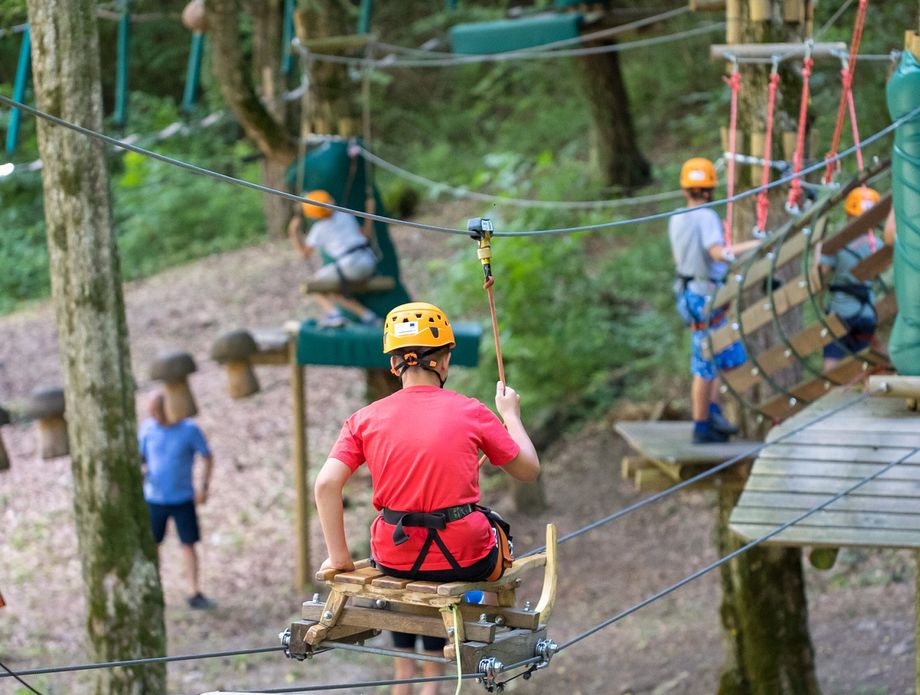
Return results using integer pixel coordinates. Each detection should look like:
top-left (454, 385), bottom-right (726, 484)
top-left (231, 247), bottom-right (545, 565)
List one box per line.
top-left (823, 0), bottom-right (869, 184)
top-left (753, 58), bottom-right (780, 238)
top-left (722, 59), bottom-right (741, 249)
top-left (785, 41), bottom-right (814, 215)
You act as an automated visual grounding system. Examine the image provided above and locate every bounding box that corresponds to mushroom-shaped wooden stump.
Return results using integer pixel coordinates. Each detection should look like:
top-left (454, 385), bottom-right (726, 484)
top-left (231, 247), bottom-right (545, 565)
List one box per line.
top-left (149, 352), bottom-right (198, 422)
top-left (24, 388), bottom-right (69, 460)
top-left (211, 330), bottom-right (260, 399)
top-left (0, 405), bottom-right (10, 471)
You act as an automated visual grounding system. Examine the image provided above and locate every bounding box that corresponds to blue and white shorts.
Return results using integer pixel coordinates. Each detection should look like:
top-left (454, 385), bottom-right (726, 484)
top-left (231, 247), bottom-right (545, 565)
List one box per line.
top-left (676, 289), bottom-right (747, 381)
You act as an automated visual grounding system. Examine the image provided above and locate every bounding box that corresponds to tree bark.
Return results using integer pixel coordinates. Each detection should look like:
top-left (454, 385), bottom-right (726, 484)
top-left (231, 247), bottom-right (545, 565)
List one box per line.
top-left (25, 1), bottom-right (167, 693)
top-left (574, 39), bottom-right (651, 188)
top-left (718, 488), bottom-right (819, 695)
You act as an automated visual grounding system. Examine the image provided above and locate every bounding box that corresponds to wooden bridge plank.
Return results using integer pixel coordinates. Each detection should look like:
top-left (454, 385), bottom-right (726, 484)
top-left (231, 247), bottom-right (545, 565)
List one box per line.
top-left (730, 523), bottom-right (920, 549)
top-left (731, 507), bottom-right (920, 531)
top-left (614, 421), bottom-right (759, 465)
top-left (736, 490), bottom-right (920, 515)
top-left (851, 245), bottom-right (893, 282)
top-left (758, 444), bottom-right (920, 464)
top-left (743, 474), bottom-right (920, 497)
top-left (751, 460), bottom-right (920, 481)
top-left (820, 194), bottom-right (892, 255)
top-left (780, 430), bottom-right (920, 449)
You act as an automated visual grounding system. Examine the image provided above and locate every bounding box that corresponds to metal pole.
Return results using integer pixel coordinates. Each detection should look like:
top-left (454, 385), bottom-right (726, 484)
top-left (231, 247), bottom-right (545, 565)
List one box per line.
top-left (289, 335), bottom-right (310, 591)
top-left (181, 32), bottom-right (205, 113)
top-left (357, 0), bottom-right (373, 35)
top-left (281, 0), bottom-right (295, 75)
top-left (114, 0), bottom-right (131, 127)
top-left (6, 25), bottom-right (31, 154)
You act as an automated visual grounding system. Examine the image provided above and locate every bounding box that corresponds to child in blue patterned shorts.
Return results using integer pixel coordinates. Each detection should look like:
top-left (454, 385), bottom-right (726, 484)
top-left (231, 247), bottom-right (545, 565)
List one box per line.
top-left (669, 158), bottom-right (762, 443)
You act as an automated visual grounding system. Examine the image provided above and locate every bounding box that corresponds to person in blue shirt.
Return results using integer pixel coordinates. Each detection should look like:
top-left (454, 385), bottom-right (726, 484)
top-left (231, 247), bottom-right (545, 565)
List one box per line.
top-left (139, 392), bottom-right (215, 609)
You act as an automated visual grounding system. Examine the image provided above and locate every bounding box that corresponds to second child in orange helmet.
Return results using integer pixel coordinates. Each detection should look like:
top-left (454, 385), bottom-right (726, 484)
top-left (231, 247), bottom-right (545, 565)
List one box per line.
top-left (287, 189), bottom-right (380, 327)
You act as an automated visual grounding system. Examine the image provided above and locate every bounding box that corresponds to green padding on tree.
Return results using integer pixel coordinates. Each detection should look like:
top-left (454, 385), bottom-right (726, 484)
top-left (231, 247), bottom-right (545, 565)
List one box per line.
top-left (286, 141), bottom-right (410, 317)
top-left (886, 51), bottom-right (920, 375)
top-left (553, 0), bottom-right (605, 7)
top-left (449, 13), bottom-right (582, 55)
top-left (296, 321), bottom-right (483, 368)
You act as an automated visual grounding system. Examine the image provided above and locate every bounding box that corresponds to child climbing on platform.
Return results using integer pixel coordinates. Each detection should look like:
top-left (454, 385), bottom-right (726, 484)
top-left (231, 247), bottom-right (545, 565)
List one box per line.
top-left (314, 301), bottom-right (540, 694)
top-left (817, 186), bottom-right (885, 371)
top-left (287, 189), bottom-right (380, 328)
top-left (669, 157), bottom-right (762, 444)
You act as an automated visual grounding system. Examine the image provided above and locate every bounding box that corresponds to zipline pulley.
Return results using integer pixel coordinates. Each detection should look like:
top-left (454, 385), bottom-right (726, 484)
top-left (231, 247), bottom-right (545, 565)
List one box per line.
top-left (468, 217), bottom-right (495, 285)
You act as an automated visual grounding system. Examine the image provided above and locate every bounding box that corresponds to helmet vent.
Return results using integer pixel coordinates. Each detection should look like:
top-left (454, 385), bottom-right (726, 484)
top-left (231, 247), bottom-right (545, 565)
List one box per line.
top-left (415, 313), bottom-right (422, 318)
top-left (431, 327), bottom-right (439, 338)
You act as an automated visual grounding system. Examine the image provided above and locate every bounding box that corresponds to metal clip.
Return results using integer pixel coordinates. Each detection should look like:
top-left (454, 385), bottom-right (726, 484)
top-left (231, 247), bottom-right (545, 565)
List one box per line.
top-left (468, 217), bottom-right (494, 282)
top-left (478, 656), bottom-right (504, 692)
top-left (534, 638), bottom-right (558, 670)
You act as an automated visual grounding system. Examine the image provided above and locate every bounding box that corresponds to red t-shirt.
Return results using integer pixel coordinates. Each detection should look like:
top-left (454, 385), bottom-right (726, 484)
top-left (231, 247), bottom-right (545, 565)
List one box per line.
top-left (329, 385), bottom-right (520, 572)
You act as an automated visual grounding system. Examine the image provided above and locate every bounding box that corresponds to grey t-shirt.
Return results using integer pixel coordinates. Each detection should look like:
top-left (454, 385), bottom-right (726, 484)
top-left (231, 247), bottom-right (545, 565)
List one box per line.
top-left (668, 206), bottom-right (724, 295)
top-left (305, 211), bottom-right (367, 259)
top-left (820, 234), bottom-right (879, 322)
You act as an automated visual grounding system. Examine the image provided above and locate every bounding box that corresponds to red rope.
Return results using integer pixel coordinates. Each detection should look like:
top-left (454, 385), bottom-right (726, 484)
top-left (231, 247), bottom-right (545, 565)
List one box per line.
top-left (755, 68), bottom-right (780, 234)
top-left (823, 0), bottom-right (869, 183)
top-left (723, 66), bottom-right (741, 249)
top-left (785, 54), bottom-right (814, 213)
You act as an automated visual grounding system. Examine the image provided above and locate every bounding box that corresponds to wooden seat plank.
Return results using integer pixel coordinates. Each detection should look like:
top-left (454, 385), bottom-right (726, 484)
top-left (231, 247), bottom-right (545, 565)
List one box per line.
top-left (436, 554), bottom-right (547, 596)
top-left (303, 275), bottom-right (396, 295)
top-left (333, 567), bottom-right (384, 585)
top-left (301, 603), bottom-right (498, 642)
top-left (820, 194), bottom-right (892, 255)
top-left (315, 558), bottom-right (374, 583)
top-left (370, 576), bottom-right (412, 590)
top-left (851, 245), bottom-right (893, 282)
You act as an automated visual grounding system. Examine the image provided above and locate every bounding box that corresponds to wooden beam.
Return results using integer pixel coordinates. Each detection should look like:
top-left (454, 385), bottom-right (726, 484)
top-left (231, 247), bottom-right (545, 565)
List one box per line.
top-left (710, 42), bottom-right (847, 61)
top-left (906, 30), bottom-right (920, 61)
top-left (289, 331), bottom-right (310, 592)
top-left (869, 375), bottom-right (920, 400)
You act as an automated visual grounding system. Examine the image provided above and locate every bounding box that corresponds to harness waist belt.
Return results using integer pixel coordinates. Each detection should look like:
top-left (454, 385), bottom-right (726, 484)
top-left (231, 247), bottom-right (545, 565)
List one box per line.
top-left (382, 504), bottom-right (476, 546)
top-left (335, 241), bottom-right (373, 262)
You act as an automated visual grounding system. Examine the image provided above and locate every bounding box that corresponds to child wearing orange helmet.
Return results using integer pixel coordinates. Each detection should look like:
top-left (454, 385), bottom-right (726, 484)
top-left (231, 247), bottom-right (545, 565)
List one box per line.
top-left (818, 186), bottom-right (885, 370)
top-left (670, 158), bottom-right (762, 443)
top-left (287, 189), bottom-right (380, 327)
top-left (314, 302), bottom-right (540, 690)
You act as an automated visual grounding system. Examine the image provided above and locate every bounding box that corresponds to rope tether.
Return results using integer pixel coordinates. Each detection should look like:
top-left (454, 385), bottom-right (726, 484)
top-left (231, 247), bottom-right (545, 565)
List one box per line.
top-left (785, 42), bottom-right (815, 214)
top-left (722, 59), bottom-right (742, 249)
top-left (754, 59), bottom-right (781, 237)
top-left (823, 0), bottom-right (870, 184)
top-left (839, 54), bottom-right (877, 251)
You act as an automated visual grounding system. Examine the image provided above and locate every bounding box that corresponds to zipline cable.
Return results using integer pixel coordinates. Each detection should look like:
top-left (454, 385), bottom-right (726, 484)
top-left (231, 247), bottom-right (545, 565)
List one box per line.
top-left (0, 96), bottom-right (916, 238)
top-left (558, 443), bottom-right (920, 652)
top-left (0, 660), bottom-right (44, 695)
top-left (0, 646), bottom-right (284, 680)
top-left (522, 388), bottom-right (878, 557)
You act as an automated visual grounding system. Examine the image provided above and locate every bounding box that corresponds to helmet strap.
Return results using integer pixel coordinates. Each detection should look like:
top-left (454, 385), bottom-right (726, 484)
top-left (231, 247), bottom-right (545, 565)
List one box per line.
top-left (390, 347), bottom-right (448, 387)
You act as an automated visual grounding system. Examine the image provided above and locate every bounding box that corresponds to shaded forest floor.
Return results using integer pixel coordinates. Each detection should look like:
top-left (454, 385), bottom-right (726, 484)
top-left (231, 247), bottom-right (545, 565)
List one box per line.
top-left (0, 205), bottom-right (916, 694)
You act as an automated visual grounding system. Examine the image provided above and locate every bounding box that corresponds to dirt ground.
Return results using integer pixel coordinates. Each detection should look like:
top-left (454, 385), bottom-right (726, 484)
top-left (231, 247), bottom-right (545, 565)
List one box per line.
top-left (0, 209), bottom-right (916, 695)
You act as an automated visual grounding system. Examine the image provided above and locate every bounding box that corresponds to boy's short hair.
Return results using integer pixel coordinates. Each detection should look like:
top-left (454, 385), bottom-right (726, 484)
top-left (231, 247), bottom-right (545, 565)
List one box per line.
top-left (686, 187), bottom-right (714, 202)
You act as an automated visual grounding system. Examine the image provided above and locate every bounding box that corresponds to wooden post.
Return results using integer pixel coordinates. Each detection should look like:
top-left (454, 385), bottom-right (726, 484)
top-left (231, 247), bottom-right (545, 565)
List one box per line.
top-left (289, 335), bottom-right (311, 592)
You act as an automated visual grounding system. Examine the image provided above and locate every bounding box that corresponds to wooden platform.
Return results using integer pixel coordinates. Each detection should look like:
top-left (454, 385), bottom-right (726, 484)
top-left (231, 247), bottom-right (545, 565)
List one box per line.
top-left (615, 421), bottom-right (760, 491)
top-left (730, 389), bottom-right (920, 549)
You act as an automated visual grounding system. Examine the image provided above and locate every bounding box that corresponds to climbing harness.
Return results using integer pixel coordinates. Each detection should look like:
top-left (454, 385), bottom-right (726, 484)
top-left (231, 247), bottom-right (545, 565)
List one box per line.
top-left (785, 41), bottom-right (814, 215)
top-left (823, 0), bottom-right (870, 185)
top-left (722, 58), bottom-right (741, 249)
top-left (753, 58), bottom-right (780, 238)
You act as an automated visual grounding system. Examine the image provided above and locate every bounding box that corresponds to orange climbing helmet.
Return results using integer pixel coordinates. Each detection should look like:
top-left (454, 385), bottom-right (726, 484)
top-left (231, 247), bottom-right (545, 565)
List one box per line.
top-left (302, 189), bottom-right (335, 220)
top-left (844, 186), bottom-right (881, 217)
top-left (384, 302), bottom-right (455, 354)
top-left (680, 157), bottom-right (718, 189)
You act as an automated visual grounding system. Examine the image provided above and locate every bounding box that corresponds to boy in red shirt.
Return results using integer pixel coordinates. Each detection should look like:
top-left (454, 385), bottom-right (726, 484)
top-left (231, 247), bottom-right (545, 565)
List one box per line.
top-left (315, 301), bottom-right (540, 692)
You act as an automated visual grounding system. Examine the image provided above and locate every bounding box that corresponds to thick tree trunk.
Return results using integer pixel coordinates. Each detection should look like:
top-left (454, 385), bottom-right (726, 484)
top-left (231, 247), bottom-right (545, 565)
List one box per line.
top-left (574, 38), bottom-right (650, 188)
top-left (718, 489), bottom-right (819, 695)
top-left (717, 5), bottom-right (819, 693)
top-left (25, 1), bottom-right (167, 693)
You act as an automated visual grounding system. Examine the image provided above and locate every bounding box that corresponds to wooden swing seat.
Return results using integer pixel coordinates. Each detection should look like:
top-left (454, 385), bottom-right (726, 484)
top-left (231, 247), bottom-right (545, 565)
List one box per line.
top-left (285, 524), bottom-right (558, 673)
top-left (301, 275), bottom-right (396, 296)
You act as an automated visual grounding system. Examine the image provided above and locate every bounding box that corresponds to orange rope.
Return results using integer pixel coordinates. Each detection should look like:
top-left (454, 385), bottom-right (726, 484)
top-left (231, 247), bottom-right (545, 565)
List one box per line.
top-left (722, 64), bottom-right (741, 249)
top-left (785, 51), bottom-right (814, 214)
top-left (823, 0), bottom-right (869, 184)
top-left (754, 65), bottom-right (780, 235)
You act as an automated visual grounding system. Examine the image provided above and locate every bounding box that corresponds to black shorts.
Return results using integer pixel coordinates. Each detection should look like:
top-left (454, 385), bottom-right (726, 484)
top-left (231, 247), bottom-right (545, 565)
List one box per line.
top-left (148, 500), bottom-right (200, 545)
top-left (392, 631), bottom-right (446, 652)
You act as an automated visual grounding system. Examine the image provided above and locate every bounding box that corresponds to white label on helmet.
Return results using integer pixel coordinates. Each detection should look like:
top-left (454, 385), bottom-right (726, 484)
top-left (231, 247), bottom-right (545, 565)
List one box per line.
top-left (861, 199), bottom-right (874, 212)
top-left (394, 321), bottom-right (419, 337)
top-left (688, 170), bottom-right (706, 182)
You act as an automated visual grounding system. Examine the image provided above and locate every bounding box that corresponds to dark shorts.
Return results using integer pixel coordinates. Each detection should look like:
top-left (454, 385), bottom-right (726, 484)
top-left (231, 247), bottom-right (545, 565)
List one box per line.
top-left (148, 500), bottom-right (200, 545)
top-left (392, 631), bottom-right (447, 652)
top-left (823, 314), bottom-right (877, 360)
top-left (375, 545), bottom-right (498, 583)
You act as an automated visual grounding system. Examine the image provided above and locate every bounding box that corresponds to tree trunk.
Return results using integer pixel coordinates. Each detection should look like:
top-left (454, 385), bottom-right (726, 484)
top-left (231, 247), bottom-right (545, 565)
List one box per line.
top-left (574, 36), bottom-right (651, 188)
top-left (718, 488), bottom-right (819, 695)
top-left (717, 4), bottom-right (820, 693)
top-left (25, 1), bottom-right (167, 693)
